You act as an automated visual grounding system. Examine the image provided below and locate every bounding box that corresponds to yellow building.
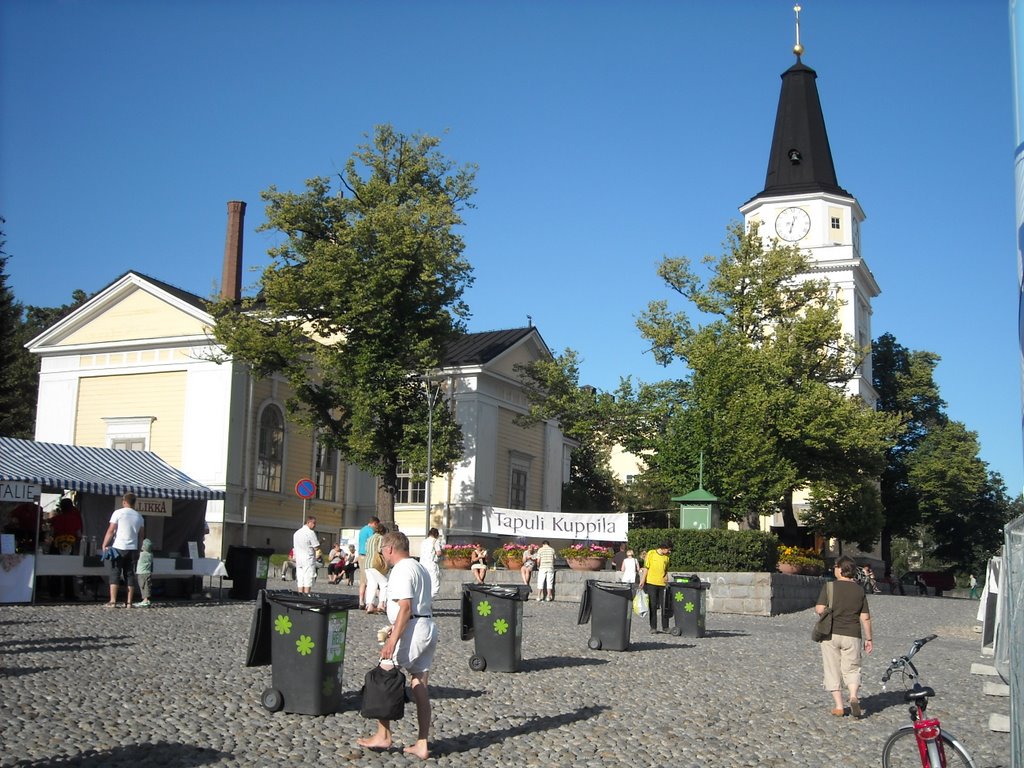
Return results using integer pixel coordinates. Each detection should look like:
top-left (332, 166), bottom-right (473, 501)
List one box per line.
top-left (27, 210), bottom-right (570, 556)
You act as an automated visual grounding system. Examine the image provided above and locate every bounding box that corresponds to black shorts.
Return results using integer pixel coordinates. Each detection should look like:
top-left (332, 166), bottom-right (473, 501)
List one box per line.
top-left (110, 550), bottom-right (139, 586)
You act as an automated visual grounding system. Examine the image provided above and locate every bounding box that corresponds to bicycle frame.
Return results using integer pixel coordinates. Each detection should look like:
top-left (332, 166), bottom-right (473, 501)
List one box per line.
top-left (912, 714), bottom-right (947, 767)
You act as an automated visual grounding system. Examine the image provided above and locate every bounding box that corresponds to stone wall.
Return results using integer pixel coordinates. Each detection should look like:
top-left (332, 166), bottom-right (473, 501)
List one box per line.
top-left (435, 567), bottom-right (822, 616)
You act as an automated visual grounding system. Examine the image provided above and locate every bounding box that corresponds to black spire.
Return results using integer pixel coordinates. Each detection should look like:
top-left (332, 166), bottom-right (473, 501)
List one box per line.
top-left (755, 59), bottom-right (851, 199)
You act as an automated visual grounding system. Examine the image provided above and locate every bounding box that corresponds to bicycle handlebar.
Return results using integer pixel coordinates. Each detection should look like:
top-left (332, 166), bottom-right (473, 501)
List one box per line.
top-left (881, 634), bottom-right (938, 683)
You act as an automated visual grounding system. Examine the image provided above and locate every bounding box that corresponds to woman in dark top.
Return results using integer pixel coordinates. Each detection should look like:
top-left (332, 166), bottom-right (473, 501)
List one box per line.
top-left (816, 555), bottom-right (873, 718)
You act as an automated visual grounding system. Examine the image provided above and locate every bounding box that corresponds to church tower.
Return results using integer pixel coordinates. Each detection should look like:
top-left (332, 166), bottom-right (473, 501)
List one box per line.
top-left (738, 7), bottom-right (880, 406)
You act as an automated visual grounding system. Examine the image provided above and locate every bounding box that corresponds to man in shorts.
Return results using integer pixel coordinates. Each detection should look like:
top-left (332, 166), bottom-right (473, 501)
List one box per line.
top-left (101, 493), bottom-right (145, 608)
top-left (292, 516), bottom-right (319, 595)
top-left (357, 530), bottom-right (438, 760)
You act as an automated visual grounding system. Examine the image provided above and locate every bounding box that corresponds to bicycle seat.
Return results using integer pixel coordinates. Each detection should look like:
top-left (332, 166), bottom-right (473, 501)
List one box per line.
top-left (905, 685), bottom-right (935, 702)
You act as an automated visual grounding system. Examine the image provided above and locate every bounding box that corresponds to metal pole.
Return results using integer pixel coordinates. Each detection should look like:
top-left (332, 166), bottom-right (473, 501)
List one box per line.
top-left (425, 392), bottom-right (433, 537)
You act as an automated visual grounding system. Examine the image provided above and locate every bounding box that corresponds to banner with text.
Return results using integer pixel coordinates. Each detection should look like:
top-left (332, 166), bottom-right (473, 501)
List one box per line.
top-left (480, 507), bottom-right (628, 542)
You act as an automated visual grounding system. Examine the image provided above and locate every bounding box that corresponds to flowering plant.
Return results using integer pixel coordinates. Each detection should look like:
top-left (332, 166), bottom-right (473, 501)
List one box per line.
top-left (441, 543), bottom-right (477, 559)
top-left (493, 543), bottom-right (529, 565)
top-left (777, 545), bottom-right (824, 568)
top-left (559, 543), bottom-right (613, 560)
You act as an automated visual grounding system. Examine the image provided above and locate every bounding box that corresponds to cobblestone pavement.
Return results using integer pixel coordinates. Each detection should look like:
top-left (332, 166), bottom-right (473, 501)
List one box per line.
top-left (0, 584), bottom-right (1010, 767)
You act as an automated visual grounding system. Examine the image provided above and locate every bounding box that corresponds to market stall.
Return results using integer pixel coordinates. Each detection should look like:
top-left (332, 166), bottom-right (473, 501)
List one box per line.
top-left (0, 437), bottom-right (225, 604)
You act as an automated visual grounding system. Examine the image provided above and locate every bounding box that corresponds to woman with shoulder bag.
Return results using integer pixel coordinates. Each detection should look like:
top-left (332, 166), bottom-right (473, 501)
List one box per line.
top-left (364, 523), bottom-right (390, 614)
top-left (816, 555), bottom-right (873, 718)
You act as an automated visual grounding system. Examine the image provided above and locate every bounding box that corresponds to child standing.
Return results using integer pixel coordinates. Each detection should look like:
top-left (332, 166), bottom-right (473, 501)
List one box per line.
top-left (136, 538), bottom-right (154, 607)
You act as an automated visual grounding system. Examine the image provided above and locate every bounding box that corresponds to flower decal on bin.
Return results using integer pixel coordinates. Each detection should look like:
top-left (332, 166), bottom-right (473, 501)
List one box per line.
top-left (275, 615), bottom-right (293, 635)
top-left (684, 601), bottom-right (695, 613)
top-left (476, 600), bottom-right (492, 617)
top-left (493, 618), bottom-right (509, 635)
top-left (296, 634), bottom-right (315, 656)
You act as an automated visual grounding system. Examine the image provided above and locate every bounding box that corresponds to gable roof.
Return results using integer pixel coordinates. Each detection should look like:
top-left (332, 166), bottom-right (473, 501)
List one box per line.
top-left (442, 327), bottom-right (547, 367)
top-left (0, 437), bottom-right (223, 500)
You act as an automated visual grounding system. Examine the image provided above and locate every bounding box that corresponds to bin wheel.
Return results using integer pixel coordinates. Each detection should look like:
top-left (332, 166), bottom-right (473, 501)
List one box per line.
top-left (670, 627), bottom-right (682, 637)
top-left (261, 687), bottom-right (284, 712)
top-left (588, 637), bottom-right (602, 650)
top-left (469, 655), bottom-right (487, 672)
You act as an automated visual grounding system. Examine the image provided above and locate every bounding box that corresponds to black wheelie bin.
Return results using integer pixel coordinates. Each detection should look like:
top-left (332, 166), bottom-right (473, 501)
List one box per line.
top-left (226, 545), bottom-right (274, 600)
top-left (248, 590), bottom-right (358, 715)
top-left (666, 573), bottom-right (709, 638)
top-left (460, 583), bottom-right (531, 672)
top-left (577, 579), bottom-right (635, 651)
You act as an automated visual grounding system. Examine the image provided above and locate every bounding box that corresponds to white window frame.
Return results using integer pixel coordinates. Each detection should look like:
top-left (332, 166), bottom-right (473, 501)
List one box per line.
top-left (256, 404), bottom-right (285, 493)
top-left (509, 452), bottom-right (532, 510)
top-left (103, 416), bottom-right (155, 452)
top-left (395, 460), bottom-right (425, 505)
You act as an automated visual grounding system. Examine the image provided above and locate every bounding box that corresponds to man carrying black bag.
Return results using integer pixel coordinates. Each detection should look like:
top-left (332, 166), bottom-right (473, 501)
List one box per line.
top-left (357, 531), bottom-right (438, 760)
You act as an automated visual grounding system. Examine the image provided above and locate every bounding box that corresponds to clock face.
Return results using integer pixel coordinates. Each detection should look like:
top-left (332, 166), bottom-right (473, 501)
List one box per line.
top-left (775, 207), bottom-right (811, 242)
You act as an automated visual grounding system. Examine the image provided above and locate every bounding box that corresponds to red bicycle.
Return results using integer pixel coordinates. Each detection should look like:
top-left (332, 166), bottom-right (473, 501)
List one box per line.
top-left (880, 634), bottom-right (977, 768)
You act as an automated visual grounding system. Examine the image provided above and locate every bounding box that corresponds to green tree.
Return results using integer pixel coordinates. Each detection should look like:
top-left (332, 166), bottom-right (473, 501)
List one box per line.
top-left (871, 332), bottom-right (947, 563)
top-left (635, 221), bottom-right (899, 546)
top-left (515, 350), bottom-right (620, 511)
top-left (0, 219), bottom-right (35, 438)
top-left (907, 420), bottom-right (1013, 573)
top-left (211, 126), bottom-right (475, 522)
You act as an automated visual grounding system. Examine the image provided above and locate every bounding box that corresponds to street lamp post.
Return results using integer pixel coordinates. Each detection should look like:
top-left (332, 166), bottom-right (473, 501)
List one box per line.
top-left (423, 376), bottom-right (444, 536)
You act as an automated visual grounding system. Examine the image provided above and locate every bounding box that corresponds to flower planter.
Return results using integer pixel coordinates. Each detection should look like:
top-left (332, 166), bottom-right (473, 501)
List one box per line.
top-left (777, 563), bottom-right (803, 575)
top-left (503, 557), bottom-right (524, 570)
top-left (442, 557), bottom-right (472, 570)
top-left (566, 557), bottom-right (606, 572)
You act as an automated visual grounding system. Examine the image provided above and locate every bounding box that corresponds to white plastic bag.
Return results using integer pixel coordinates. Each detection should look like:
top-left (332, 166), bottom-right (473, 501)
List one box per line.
top-left (633, 590), bottom-right (649, 617)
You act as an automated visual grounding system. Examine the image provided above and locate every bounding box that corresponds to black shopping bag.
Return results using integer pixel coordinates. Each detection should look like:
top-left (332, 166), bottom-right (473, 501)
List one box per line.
top-left (359, 662), bottom-right (406, 720)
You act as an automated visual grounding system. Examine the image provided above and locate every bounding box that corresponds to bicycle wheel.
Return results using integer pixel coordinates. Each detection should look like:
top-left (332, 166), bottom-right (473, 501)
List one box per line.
top-left (881, 726), bottom-right (977, 768)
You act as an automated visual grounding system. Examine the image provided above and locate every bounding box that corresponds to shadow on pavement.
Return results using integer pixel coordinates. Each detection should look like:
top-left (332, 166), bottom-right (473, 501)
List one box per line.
top-left (519, 656), bottom-right (610, 671)
top-left (430, 705), bottom-right (610, 757)
top-left (10, 741), bottom-right (232, 767)
top-left (428, 685), bottom-right (488, 701)
top-left (0, 635), bottom-right (132, 654)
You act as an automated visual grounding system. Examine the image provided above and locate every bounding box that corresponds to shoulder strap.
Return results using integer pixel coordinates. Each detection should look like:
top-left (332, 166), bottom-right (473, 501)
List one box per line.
top-left (826, 581), bottom-right (834, 608)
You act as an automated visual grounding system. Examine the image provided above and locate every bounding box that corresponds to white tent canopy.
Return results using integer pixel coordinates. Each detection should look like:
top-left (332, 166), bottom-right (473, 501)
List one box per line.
top-left (0, 437), bottom-right (223, 500)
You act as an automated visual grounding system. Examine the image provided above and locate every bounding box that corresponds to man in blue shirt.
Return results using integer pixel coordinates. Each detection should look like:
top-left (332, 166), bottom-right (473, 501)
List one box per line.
top-left (358, 516), bottom-right (380, 609)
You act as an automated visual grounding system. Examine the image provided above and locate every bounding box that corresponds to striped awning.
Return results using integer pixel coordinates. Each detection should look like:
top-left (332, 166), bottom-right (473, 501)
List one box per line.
top-left (0, 437), bottom-right (224, 500)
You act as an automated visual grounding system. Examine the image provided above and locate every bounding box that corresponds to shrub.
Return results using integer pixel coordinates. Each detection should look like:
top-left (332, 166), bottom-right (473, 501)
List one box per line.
top-left (628, 528), bottom-right (778, 572)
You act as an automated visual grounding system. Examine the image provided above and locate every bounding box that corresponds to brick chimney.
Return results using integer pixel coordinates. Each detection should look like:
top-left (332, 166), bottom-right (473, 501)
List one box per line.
top-left (221, 201), bottom-right (246, 301)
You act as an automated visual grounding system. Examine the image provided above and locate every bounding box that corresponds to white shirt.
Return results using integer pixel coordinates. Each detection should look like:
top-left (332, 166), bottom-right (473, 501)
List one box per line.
top-left (109, 507), bottom-right (145, 550)
top-left (386, 556), bottom-right (432, 624)
top-left (292, 525), bottom-right (319, 567)
top-left (419, 536), bottom-right (440, 565)
top-left (621, 556), bottom-right (638, 583)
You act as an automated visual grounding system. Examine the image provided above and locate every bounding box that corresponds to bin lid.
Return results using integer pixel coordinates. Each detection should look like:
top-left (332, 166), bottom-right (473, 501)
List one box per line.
top-left (265, 591), bottom-right (359, 611)
top-left (669, 573), bottom-right (708, 588)
top-left (589, 579), bottom-right (634, 595)
top-left (462, 583), bottom-right (531, 600)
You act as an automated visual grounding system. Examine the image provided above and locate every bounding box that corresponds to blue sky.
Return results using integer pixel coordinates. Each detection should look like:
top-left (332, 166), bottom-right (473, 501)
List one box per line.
top-left (2, 1), bottom-right (1021, 495)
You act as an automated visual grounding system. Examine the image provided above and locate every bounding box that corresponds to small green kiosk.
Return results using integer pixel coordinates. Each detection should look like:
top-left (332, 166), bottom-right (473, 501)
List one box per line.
top-left (672, 485), bottom-right (720, 530)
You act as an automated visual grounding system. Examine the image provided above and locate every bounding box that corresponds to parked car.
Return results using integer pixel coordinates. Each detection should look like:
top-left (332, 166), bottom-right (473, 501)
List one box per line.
top-left (899, 570), bottom-right (955, 596)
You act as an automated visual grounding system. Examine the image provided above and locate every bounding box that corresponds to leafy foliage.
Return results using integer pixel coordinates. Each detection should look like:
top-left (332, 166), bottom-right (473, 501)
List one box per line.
top-left (515, 350), bottom-right (620, 511)
top-left (210, 126), bottom-right (475, 522)
top-left (874, 332), bottom-right (1013, 574)
top-left (632, 221), bottom-right (900, 544)
top-left (628, 528), bottom-right (779, 572)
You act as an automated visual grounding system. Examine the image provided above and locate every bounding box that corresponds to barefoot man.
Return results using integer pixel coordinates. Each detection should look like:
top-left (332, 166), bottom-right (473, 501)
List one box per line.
top-left (357, 530), bottom-right (438, 760)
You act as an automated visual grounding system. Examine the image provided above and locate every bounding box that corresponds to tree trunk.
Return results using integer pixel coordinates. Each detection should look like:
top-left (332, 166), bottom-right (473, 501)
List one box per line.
top-left (780, 488), bottom-right (800, 544)
top-left (376, 482), bottom-right (396, 526)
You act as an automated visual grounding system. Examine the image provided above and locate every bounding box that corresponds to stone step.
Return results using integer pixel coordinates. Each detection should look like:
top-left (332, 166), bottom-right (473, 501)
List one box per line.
top-left (970, 663), bottom-right (999, 676)
top-left (983, 681), bottom-right (1009, 697)
top-left (989, 714), bottom-right (1010, 733)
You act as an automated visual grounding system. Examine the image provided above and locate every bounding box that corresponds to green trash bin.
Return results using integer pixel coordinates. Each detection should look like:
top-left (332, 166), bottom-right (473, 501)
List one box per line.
top-left (227, 545), bottom-right (274, 600)
top-left (667, 573), bottom-right (709, 638)
top-left (577, 579), bottom-right (634, 651)
top-left (460, 583), bottom-right (531, 672)
top-left (260, 591), bottom-right (358, 715)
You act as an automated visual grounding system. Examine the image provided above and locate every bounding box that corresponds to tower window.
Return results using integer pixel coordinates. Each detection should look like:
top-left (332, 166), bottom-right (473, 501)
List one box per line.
top-left (831, 217), bottom-right (841, 229)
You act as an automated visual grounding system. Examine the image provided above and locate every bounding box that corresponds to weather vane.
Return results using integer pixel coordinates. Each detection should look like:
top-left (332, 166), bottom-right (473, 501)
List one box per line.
top-left (793, 4), bottom-right (804, 59)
